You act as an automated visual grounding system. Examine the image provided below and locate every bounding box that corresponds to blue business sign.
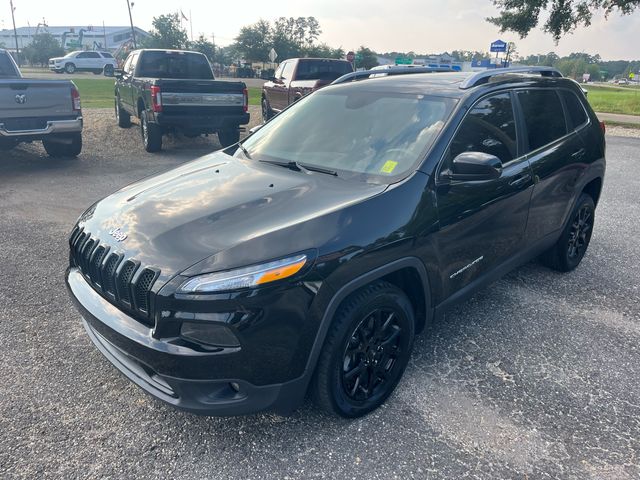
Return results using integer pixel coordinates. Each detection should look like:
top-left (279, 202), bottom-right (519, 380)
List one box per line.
top-left (490, 40), bottom-right (508, 53)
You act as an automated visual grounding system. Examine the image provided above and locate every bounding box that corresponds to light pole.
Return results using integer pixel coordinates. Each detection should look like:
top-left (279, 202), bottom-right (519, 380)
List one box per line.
top-left (126, 0), bottom-right (137, 49)
top-left (9, 0), bottom-right (20, 63)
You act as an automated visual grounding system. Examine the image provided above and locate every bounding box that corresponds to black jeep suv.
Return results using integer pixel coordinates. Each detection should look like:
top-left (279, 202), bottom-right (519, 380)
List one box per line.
top-left (66, 67), bottom-right (605, 418)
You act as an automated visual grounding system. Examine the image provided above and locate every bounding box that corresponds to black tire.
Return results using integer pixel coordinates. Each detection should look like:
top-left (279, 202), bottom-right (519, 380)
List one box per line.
top-left (261, 96), bottom-right (273, 122)
top-left (42, 133), bottom-right (82, 158)
top-left (311, 281), bottom-right (415, 418)
top-left (540, 193), bottom-right (596, 272)
top-left (64, 63), bottom-right (76, 74)
top-left (115, 97), bottom-right (131, 128)
top-left (218, 129), bottom-right (240, 147)
top-left (104, 64), bottom-right (114, 77)
top-left (140, 110), bottom-right (162, 152)
top-left (0, 139), bottom-right (17, 151)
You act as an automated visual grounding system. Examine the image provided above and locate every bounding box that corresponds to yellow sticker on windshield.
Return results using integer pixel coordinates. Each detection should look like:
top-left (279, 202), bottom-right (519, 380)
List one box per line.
top-left (381, 161), bottom-right (398, 174)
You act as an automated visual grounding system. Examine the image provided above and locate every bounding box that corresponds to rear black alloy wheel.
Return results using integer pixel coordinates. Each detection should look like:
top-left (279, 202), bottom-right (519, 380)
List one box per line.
top-left (312, 281), bottom-right (415, 418)
top-left (540, 193), bottom-right (595, 272)
top-left (115, 98), bottom-right (131, 128)
top-left (568, 204), bottom-right (593, 261)
top-left (141, 110), bottom-right (162, 152)
top-left (261, 96), bottom-right (273, 122)
top-left (218, 129), bottom-right (240, 147)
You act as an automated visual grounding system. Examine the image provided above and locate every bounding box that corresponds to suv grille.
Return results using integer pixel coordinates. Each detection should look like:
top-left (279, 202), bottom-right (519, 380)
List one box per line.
top-left (69, 227), bottom-right (159, 326)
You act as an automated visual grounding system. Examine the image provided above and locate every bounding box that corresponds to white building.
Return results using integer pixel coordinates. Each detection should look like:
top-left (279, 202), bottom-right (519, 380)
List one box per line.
top-left (0, 25), bottom-right (149, 52)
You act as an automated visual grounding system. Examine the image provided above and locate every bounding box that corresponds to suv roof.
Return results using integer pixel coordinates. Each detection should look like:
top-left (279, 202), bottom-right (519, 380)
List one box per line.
top-left (330, 67), bottom-right (580, 98)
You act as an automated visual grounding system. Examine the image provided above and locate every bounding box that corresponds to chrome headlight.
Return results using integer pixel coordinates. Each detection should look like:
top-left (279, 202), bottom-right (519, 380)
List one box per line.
top-left (178, 254), bottom-right (308, 293)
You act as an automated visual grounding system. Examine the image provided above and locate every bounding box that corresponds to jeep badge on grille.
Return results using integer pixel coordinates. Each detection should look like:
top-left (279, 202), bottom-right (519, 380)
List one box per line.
top-left (108, 228), bottom-right (127, 242)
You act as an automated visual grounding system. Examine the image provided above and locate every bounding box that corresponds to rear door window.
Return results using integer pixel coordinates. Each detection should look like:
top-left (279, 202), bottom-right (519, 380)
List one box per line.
top-left (295, 60), bottom-right (353, 81)
top-left (560, 90), bottom-right (589, 130)
top-left (517, 90), bottom-right (567, 151)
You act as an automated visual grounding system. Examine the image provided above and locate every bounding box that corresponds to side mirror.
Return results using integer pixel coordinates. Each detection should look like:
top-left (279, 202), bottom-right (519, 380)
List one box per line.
top-left (248, 124), bottom-right (264, 134)
top-left (113, 69), bottom-right (125, 79)
top-left (447, 152), bottom-right (503, 181)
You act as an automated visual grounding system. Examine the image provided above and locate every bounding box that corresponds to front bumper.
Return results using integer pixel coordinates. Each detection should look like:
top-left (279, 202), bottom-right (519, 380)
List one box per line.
top-left (0, 117), bottom-right (83, 137)
top-left (66, 268), bottom-right (308, 415)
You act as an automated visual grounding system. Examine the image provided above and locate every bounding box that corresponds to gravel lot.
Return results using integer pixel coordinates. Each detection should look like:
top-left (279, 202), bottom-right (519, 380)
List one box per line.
top-left (1, 110), bottom-right (639, 479)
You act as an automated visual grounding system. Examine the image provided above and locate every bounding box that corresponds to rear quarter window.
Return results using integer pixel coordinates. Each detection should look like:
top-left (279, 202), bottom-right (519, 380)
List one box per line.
top-left (517, 90), bottom-right (567, 151)
top-left (560, 90), bottom-right (589, 130)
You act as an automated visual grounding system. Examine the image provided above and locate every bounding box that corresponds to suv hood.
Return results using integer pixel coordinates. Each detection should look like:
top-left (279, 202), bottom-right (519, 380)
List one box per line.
top-left (76, 152), bottom-right (386, 281)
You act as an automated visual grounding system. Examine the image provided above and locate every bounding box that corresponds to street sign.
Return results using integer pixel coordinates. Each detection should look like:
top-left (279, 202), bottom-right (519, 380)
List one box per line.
top-left (269, 48), bottom-right (278, 63)
top-left (490, 40), bottom-right (508, 53)
top-left (346, 51), bottom-right (355, 62)
top-left (395, 56), bottom-right (413, 65)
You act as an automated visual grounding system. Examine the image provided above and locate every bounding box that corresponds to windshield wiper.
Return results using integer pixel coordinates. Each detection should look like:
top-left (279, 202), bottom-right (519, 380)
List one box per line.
top-left (259, 159), bottom-right (338, 177)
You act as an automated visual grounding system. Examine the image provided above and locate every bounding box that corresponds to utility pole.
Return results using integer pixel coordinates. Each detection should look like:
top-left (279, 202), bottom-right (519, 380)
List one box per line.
top-left (9, 0), bottom-right (20, 64)
top-left (126, 0), bottom-right (137, 48)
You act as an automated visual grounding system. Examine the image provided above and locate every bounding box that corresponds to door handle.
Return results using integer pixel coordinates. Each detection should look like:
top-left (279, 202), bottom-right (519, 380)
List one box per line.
top-left (509, 173), bottom-right (532, 188)
top-left (571, 148), bottom-right (586, 159)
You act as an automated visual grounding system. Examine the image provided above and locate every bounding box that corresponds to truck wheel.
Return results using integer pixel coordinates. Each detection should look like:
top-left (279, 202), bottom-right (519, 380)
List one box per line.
top-left (261, 96), bottom-right (273, 122)
top-left (218, 129), bottom-right (240, 147)
top-left (311, 281), bottom-right (415, 418)
top-left (0, 139), bottom-right (17, 151)
top-left (141, 111), bottom-right (162, 152)
top-left (540, 193), bottom-right (595, 272)
top-left (42, 133), bottom-right (82, 158)
top-left (115, 98), bottom-right (131, 128)
top-left (65, 63), bottom-right (76, 74)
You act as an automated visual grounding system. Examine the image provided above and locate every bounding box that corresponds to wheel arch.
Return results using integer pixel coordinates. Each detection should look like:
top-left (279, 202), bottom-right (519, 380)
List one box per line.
top-left (582, 176), bottom-right (603, 206)
top-left (301, 258), bottom-right (433, 390)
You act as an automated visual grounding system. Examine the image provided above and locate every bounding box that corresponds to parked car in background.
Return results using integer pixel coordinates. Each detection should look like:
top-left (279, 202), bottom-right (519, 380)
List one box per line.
top-left (113, 49), bottom-right (249, 152)
top-left (1, 49), bottom-right (83, 157)
top-left (66, 66), bottom-right (605, 418)
top-left (49, 51), bottom-right (117, 76)
top-left (261, 58), bottom-right (353, 121)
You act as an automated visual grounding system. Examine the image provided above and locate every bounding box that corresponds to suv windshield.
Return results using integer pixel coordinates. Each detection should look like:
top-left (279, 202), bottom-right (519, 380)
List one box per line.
top-left (241, 87), bottom-right (456, 182)
top-left (137, 51), bottom-right (214, 79)
top-left (295, 60), bottom-right (353, 81)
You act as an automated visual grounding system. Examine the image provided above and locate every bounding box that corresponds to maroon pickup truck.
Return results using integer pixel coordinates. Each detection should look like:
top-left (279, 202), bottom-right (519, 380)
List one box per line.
top-left (261, 58), bottom-right (353, 121)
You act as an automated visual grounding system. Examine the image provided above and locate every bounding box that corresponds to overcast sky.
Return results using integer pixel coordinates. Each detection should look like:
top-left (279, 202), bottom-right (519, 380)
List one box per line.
top-left (3, 0), bottom-right (639, 60)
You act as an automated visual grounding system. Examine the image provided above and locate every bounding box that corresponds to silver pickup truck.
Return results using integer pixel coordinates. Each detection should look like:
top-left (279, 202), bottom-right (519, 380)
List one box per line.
top-left (0, 49), bottom-right (83, 157)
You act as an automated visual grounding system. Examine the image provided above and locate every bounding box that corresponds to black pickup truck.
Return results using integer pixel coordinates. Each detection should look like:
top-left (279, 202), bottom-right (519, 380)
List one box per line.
top-left (113, 49), bottom-right (249, 152)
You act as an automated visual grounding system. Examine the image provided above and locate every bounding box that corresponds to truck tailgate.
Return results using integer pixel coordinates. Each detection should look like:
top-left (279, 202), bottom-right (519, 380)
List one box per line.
top-left (0, 80), bottom-right (74, 120)
top-left (156, 79), bottom-right (246, 112)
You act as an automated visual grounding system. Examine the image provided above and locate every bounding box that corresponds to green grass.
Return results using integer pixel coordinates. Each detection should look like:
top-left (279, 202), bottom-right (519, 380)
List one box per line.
top-left (584, 85), bottom-right (640, 116)
top-left (73, 79), bottom-right (116, 108)
top-left (72, 79), bottom-right (262, 109)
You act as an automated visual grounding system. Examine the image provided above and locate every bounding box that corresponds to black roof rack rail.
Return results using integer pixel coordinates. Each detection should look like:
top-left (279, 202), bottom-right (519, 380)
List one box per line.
top-left (460, 66), bottom-right (562, 89)
top-left (331, 66), bottom-right (456, 85)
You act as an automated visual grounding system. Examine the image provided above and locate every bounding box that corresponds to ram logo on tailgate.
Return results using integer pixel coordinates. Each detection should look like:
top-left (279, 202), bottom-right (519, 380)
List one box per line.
top-left (15, 94), bottom-right (27, 104)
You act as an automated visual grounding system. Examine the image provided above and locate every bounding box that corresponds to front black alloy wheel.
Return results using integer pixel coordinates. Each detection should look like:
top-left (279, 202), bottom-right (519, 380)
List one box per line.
top-left (311, 281), bottom-right (415, 418)
top-left (540, 193), bottom-right (595, 272)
